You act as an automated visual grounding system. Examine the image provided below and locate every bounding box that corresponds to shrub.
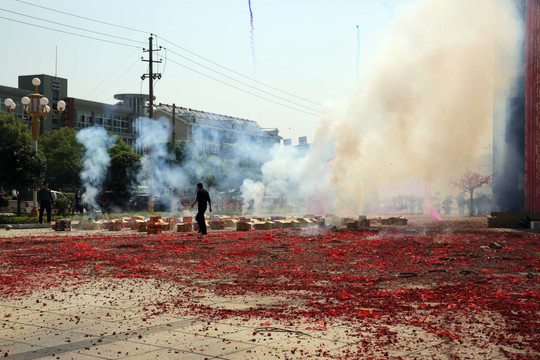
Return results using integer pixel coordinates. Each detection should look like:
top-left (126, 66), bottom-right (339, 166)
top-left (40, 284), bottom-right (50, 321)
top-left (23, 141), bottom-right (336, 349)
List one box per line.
top-left (54, 197), bottom-right (72, 217)
top-left (0, 215), bottom-right (38, 224)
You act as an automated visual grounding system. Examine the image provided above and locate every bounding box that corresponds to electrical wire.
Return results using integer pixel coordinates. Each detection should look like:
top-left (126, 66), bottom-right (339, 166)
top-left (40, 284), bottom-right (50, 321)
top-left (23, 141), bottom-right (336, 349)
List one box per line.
top-left (159, 37), bottom-right (323, 107)
top-left (0, 16), bottom-right (140, 48)
top-left (83, 49), bottom-right (141, 99)
top-left (10, 0), bottom-right (383, 123)
top-left (165, 48), bottom-right (324, 115)
top-left (153, 35), bottom-right (165, 89)
top-left (90, 58), bottom-right (142, 101)
top-left (0, 8), bottom-right (145, 45)
top-left (14, 0), bottom-right (323, 108)
top-left (166, 57), bottom-right (320, 117)
top-left (15, 0), bottom-right (149, 34)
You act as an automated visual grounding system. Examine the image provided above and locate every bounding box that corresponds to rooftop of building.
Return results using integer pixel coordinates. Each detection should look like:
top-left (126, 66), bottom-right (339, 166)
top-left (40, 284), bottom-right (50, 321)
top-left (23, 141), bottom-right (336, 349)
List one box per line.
top-left (156, 103), bottom-right (280, 136)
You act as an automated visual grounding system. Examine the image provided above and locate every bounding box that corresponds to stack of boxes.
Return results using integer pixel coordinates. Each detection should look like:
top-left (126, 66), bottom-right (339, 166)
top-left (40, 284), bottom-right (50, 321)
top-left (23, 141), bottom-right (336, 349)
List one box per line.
top-left (53, 219), bottom-right (71, 231)
top-left (146, 216), bottom-right (163, 234)
top-left (176, 216), bottom-right (193, 232)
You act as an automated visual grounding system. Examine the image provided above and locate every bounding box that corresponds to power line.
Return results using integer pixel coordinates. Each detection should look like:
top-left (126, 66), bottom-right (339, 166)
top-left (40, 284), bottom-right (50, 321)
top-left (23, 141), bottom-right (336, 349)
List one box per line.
top-left (166, 57), bottom-right (320, 117)
top-left (83, 49), bottom-right (140, 99)
top-left (11, 0), bottom-right (384, 122)
top-left (15, 0), bottom-right (148, 34)
top-left (159, 37), bottom-right (324, 107)
top-left (0, 16), bottom-right (140, 48)
top-left (89, 57), bottom-right (142, 101)
top-left (0, 8), bottom-right (145, 45)
top-left (15, 0), bottom-right (323, 108)
top-left (166, 48), bottom-right (324, 115)
top-left (0, 8), bottom-right (385, 123)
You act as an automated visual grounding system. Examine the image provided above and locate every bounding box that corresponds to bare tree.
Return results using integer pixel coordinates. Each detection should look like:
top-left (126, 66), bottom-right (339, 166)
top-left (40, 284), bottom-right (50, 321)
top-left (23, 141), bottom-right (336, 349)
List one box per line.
top-left (451, 169), bottom-right (492, 216)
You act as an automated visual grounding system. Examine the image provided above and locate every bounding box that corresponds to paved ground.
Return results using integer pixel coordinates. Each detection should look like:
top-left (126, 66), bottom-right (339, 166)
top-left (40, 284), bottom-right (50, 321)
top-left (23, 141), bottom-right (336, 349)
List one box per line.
top-left (0, 278), bottom-right (508, 360)
top-left (0, 217), bottom-right (538, 359)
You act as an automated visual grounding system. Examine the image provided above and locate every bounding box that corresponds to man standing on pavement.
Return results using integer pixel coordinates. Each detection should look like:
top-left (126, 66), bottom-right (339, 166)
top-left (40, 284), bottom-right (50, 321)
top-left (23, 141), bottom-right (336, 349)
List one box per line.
top-left (191, 183), bottom-right (212, 235)
top-left (37, 181), bottom-right (54, 224)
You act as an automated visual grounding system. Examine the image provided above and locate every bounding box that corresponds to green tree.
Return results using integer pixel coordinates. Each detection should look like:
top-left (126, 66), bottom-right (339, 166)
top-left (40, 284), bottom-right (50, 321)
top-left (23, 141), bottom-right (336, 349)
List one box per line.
top-left (104, 138), bottom-right (141, 198)
top-left (0, 112), bottom-right (46, 215)
top-left (39, 127), bottom-right (84, 189)
top-left (0, 111), bottom-right (32, 149)
top-left (0, 146), bottom-right (46, 215)
top-left (172, 139), bottom-right (192, 165)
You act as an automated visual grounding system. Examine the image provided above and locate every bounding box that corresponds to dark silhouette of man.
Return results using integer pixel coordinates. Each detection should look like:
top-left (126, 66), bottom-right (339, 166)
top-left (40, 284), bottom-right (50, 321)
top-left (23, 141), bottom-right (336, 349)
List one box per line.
top-left (37, 181), bottom-right (54, 223)
top-left (191, 183), bottom-right (212, 235)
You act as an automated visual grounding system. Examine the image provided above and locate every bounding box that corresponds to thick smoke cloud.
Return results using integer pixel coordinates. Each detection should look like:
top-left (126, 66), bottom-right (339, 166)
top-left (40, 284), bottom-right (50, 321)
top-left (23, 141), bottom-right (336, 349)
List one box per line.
top-left (241, 0), bottom-right (523, 216)
top-left (134, 117), bottom-right (189, 193)
top-left (76, 126), bottom-right (115, 210)
top-left (75, 1), bottom-right (522, 217)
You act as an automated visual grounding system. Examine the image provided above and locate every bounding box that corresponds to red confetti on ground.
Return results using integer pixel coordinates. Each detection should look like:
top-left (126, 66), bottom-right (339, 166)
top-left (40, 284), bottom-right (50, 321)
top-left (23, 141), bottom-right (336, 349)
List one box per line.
top-left (1, 217), bottom-right (539, 358)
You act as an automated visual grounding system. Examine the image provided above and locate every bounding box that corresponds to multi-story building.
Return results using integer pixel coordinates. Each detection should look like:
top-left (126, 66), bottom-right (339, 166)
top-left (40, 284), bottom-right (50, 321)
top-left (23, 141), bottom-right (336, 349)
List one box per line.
top-left (1, 74), bottom-right (282, 159)
top-left (1, 74), bottom-right (68, 134)
top-left (154, 103), bottom-right (282, 165)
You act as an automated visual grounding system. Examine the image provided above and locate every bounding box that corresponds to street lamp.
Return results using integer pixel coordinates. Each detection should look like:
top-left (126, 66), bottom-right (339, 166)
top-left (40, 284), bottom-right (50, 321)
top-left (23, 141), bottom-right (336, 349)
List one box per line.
top-left (4, 77), bottom-right (66, 216)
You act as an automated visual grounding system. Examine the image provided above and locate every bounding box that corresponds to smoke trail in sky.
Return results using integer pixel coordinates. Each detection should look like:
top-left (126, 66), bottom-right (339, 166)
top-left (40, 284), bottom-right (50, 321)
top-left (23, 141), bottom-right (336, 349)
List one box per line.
top-left (76, 126), bottom-right (115, 210)
top-left (356, 25), bottom-right (360, 80)
top-left (248, 0), bottom-right (257, 74)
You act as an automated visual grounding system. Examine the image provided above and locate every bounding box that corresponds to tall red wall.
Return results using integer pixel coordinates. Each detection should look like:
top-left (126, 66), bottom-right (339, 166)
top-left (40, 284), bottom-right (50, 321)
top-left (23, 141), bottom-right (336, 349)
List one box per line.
top-left (525, 0), bottom-right (540, 211)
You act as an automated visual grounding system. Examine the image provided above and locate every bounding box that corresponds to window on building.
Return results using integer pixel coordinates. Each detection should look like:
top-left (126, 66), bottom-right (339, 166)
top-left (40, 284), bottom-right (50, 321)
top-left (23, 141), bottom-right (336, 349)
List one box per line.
top-left (52, 79), bottom-right (60, 101)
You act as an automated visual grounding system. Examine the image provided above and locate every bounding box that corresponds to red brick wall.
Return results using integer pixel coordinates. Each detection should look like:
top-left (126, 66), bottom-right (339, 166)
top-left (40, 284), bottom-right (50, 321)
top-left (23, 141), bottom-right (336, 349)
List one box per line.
top-left (525, 0), bottom-right (540, 211)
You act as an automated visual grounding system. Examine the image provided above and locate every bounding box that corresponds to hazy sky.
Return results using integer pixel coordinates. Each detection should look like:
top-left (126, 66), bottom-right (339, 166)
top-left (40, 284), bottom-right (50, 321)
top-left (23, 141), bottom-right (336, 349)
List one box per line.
top-left (0, 0), bottom-right (413, 142)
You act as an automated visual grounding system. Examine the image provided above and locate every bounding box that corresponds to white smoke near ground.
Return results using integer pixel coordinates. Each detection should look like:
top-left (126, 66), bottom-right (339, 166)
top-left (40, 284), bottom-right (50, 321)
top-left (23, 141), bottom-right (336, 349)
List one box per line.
top-left (76, 126), bottom-right (116, 210)
top-left (241, 0), bottom-right (523, 217)
top-left (134, 117), bottom-right (189, 198)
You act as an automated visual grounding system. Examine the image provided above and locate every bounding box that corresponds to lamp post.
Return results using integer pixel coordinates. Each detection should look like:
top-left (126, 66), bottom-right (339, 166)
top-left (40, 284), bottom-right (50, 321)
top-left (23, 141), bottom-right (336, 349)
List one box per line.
top-left (4, 77), bottom-right (65, 216)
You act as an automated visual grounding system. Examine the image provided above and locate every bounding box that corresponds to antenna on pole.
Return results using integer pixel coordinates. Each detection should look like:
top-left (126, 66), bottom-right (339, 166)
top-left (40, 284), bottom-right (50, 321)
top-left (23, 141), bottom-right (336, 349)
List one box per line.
top-left (55, 46), bottom-right (58, 78)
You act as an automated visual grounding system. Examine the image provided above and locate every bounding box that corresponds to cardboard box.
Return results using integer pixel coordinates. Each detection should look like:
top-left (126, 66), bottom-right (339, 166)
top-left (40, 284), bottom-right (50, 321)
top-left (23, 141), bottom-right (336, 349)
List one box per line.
top-left (177, 223), bottom-right (193, 232)
top-left (109, 220), bottom-right (122, 231)
top-left (54, 219), bottom-right (71, 231)
top-left (183, 216), bottom-right (193, 223)
top-left (147, 223), bottom-right (163, 234)
top-left (296, 218), bottom-right (315, 227)
top-left (347, 219), bottom-right (371, 230)
top-left (161, 222), bottom-right (172, 231)
top-left (149, 215), bottom-right (162, 224)
top-left (137, 221), bottom-right (147, 232)
top-left (394, 217), bottom-right (408, 225)
top-left (236, 222), bottom-right (252, 231)
top-left (79, 220), bottom-right (99, 230)
top-left (224, 219), bottom-right (238, 228)
top-left (100, 221), bottom-right (110, 230)
top-left (253, 221), bottom-right (272, 230)
top-left (210, 220), bottom-right (225, 230)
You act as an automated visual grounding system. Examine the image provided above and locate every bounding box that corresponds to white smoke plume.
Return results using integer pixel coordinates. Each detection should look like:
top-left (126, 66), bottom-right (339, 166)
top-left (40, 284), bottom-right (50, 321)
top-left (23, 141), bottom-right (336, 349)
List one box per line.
top-left (241, 0), bottom-right (523, 217)
top-left (134, 117), bottom-right (189, 193)
top-left (76, 126), bottom-right (116, 210)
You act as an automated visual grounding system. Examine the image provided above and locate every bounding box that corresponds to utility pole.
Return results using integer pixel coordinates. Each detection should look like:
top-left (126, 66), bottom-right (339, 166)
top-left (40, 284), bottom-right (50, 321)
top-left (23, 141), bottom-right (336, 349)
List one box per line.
top-left (141, 34), bottom-right (162, 119)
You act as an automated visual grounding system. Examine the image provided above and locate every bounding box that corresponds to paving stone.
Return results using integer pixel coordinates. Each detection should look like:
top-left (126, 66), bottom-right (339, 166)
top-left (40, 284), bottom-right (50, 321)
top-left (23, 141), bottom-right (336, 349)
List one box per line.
top-left (0, 326), bottom-right (93, 347)
top-left (76, 340), bottom-right (163, 359)
top-left (131, 330), bottom-right (256, 356)
top-left (173, 321), bottom-right (249, 338)
top-left (221, 345), bottom-right (284, 359)
top-left (0, 339), bottom-right (46, 358)
top-left (33, 351), bottom-right (103, 359)
top-left (119, 348), bottom-right (217, 359)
